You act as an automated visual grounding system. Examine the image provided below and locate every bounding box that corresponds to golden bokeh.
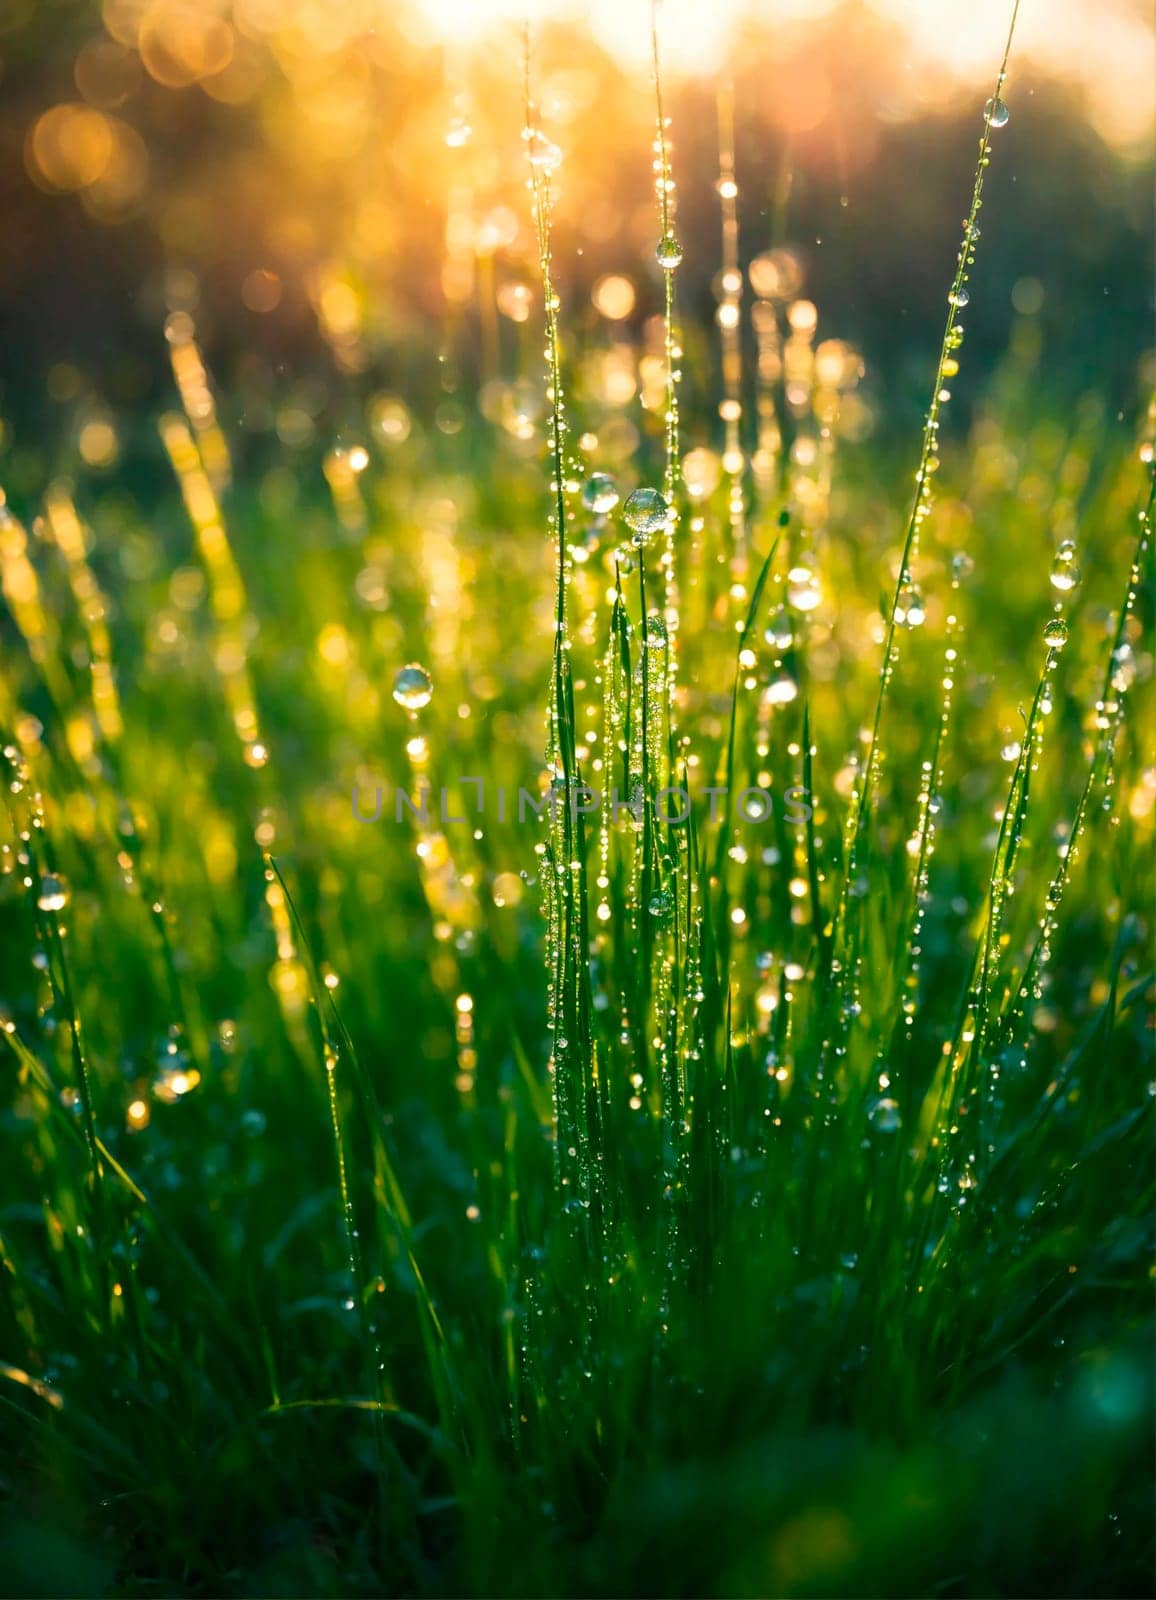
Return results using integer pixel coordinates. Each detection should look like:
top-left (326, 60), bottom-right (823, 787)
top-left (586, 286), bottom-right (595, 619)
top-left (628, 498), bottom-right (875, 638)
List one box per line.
top-left (592, 274), bottom-right (636, 321)
top-left (27, 104), bottom-right (115, 192)
top-left (26, 102), bottom-right (148, 219)
top-left (139, 0), bottom-right (235, 88)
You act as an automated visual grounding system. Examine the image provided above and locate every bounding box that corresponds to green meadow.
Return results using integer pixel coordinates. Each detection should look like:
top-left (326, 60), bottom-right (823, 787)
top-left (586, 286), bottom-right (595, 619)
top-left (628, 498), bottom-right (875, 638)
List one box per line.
top-left (0, 1), bottom-right (1153, 1594)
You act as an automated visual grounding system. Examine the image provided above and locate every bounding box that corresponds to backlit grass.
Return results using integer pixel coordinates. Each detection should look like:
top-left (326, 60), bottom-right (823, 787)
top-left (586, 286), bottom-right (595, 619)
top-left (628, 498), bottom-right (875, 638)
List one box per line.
top-left (0, 5), bottom-right (1153, 1596)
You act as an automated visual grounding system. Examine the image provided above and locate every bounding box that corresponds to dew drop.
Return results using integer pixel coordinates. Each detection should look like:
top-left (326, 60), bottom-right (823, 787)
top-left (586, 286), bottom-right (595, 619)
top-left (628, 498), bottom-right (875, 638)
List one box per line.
top-left (1110, 643), bottom-right (1135, 692)
top-left (644, 614), bottom-right (668, 649)
top-left (949, 287), bottom-right (970, 309)
top-left (1043, 618), bottom-right (1069, 649)
top-left (623, 487), bottom-right (670, 544)
top-left (582, 473), bottom-right (619, 515)
top-left (1049, 547), bottom-right (1081, 592)
top-left (525, 130), bottom-right (562, 172)
top-left (869, 1097), bottom-right (901, 1133)
top-left (393, 663), bottom-right (433, 710)
top-left (37, 874), bottom-right (71, 913)
top-left (896, 581), bottom-right (926, 628)
top-left (984, 96), bottom-right (1009, 129)
top-left (655, 234), bottom-right (683, 270)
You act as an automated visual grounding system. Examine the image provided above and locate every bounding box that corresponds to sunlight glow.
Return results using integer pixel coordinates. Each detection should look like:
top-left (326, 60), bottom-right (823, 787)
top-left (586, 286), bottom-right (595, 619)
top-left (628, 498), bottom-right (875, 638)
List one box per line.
top-left (401, 0), bottom-right (1154, 150)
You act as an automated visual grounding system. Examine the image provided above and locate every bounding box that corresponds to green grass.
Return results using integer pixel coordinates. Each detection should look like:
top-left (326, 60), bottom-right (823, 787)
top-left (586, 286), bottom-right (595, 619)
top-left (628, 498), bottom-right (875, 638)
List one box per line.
top-left (0, 13), bottom-right (1153, 1598)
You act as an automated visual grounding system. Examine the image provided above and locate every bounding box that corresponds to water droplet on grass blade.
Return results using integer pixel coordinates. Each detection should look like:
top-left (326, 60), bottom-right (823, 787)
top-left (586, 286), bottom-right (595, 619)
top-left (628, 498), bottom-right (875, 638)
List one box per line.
top-left (393, 663), bottom-right (433, 710)
top-left (984, 97), bottom-right (1009, 128)
top-left (949, 287), bottom-right (970, 308)
top-left (1110, 643), bottom-right (1135, 691)
top-left (1043, 618), bottom-right (1069, 649)
top-left (655, 234), bottom-right (683, 270)
top-left (623, 487), bottom-right (669, 544)
top-left (896, 581), bottom-right (926, 628)
top-left (1050, 547), bottom-right (1081, 592)
top-left (525, 130), bottom-right (562, 172)
top-left (37, 874), bottom-right (70, 913)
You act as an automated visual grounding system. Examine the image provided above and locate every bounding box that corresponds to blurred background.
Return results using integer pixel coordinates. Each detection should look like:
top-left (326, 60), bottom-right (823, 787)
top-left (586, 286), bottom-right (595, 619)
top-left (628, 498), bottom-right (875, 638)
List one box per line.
top-left (0, 0), bottom-right (1151, 511)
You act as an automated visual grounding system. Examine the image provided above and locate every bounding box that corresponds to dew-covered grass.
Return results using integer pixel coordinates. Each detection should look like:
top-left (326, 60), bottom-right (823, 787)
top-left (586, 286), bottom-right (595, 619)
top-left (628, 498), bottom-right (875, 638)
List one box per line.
top-left (0, 4), bottom-right (1153, 1596)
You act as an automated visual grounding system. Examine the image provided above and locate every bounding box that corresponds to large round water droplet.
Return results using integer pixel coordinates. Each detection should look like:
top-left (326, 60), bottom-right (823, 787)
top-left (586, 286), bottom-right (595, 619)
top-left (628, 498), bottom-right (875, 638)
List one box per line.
top-left (869, 1097), bottom-right (902, 1133)
top-left (1043, 618), bottom-right (1069, 649)
top-left (37, 873), bottom-right (71, 913)
top-left (647, 888), bottom-right (672, 918)
top-left (623, 487), bottom-right (669, 543)
top-left (393, 663), bottom-right (433, 710)
top-left (1049, 547), bottom-right (1081, 592)
top-left (949, 286), bottom-right (970, 309)
top-left (582, 473), bottom-right (619, 515)
top-left (984, 96), bottom-right (1009, 129)
top-left (655, 235), bottom-right (683, 271)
